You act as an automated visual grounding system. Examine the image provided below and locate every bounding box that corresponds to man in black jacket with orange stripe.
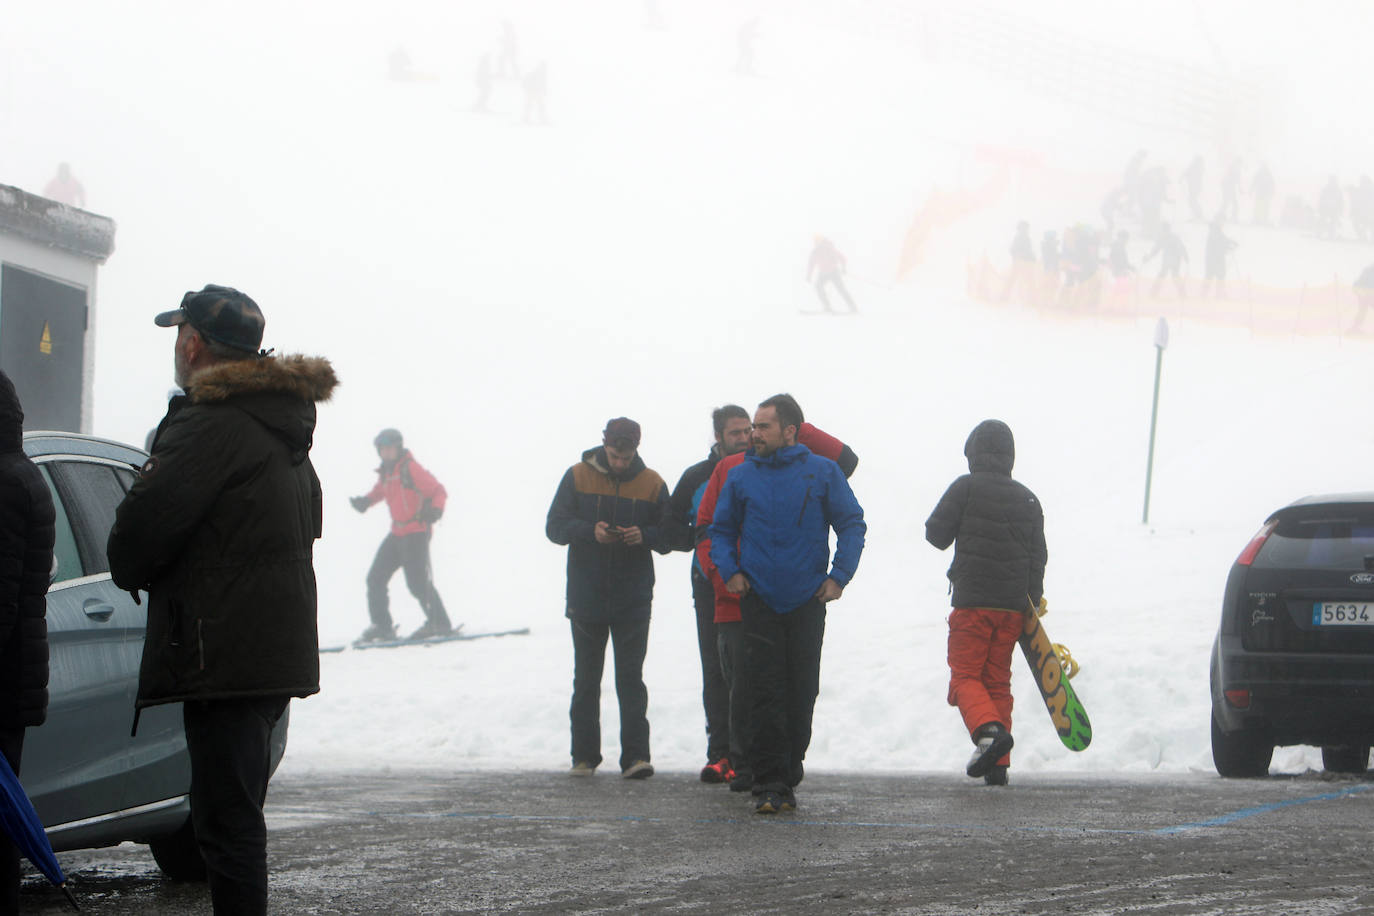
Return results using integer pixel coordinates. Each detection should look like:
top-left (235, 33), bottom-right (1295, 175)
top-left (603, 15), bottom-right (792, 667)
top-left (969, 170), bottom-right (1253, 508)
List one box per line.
top-left (546, 417), bottom-right (671, 779)
top-left (0, 370), bottom-right (56, 913)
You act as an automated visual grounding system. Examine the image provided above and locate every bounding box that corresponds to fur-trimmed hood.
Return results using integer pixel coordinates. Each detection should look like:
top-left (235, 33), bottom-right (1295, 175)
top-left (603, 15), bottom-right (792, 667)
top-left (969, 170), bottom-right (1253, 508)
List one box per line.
top-left (182, 354), bottom-right (337, 466)
top-left (189, 354), bottom-right (337, 405)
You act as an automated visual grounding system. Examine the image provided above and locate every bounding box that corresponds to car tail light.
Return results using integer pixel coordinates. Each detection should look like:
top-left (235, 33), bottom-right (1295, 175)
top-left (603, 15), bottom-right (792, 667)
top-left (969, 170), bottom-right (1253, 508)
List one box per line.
top-left (1224, 689), bottom-right (1251, 709)
top-left (1236, 521), bottom-right (1278, 566)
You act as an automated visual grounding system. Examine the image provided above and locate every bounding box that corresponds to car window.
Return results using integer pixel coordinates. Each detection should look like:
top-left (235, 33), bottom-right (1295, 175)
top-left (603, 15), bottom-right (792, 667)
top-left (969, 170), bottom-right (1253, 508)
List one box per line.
top-left (38, 465), bottom-right (83, 584)
top-left (114, 467), bottom-right (137, 493)
top-left (47, 461), bottom-right (128, 578)
top-left (1256, 517), bottom-right (1374, 570)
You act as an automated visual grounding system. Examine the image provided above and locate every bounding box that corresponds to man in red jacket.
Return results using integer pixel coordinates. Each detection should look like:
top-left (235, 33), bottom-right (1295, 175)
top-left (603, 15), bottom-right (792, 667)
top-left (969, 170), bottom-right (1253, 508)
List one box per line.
top-left (694, 395), bottom-right (856, 793)
top-left (351, 429), bottom-right (452, 642)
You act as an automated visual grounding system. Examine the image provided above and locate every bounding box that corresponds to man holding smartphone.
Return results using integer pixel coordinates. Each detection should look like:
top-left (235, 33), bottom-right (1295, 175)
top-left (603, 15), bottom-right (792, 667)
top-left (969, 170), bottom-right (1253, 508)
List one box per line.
top-left (546, 417), bottom-right (671, 779)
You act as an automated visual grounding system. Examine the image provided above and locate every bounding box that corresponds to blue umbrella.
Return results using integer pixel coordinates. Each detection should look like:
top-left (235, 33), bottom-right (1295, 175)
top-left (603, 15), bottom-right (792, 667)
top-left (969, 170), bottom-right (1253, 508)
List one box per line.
top-left (0, 753), bottom-right (79, 911)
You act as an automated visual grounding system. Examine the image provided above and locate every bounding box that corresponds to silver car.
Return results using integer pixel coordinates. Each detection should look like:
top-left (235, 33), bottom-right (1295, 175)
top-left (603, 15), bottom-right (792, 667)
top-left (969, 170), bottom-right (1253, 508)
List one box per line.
top-left (21, 431), bottom-right (287, 880)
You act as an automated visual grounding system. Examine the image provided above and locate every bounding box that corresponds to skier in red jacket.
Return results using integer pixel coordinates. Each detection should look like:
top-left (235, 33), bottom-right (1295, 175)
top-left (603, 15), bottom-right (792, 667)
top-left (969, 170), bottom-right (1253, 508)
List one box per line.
top-left (351, 429), bottom-right (453, 642)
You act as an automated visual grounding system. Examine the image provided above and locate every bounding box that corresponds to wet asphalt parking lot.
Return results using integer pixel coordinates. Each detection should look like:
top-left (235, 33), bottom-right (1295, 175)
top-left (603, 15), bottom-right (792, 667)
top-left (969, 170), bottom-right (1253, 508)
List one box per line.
top-left (20, 768), bottom-right (1374, 914)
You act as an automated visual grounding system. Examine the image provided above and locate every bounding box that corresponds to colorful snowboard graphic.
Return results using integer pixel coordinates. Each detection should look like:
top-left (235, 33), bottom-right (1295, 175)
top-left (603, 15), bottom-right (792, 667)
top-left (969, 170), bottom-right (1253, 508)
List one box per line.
top-left (1020, 600), bottom-right (1091, 751)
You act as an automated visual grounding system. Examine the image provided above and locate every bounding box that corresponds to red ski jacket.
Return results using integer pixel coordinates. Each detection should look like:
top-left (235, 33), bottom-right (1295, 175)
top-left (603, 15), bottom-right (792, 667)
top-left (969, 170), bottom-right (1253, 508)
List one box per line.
top-left (695, 422), bottom-right (854, 622)
top-left (363, 451), bottom-right (447, 537)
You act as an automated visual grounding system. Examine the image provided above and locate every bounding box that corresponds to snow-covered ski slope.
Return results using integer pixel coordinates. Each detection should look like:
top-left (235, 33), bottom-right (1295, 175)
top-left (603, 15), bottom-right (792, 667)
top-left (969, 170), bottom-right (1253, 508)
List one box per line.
top-left (5, 1), bottom-right (1370, 776)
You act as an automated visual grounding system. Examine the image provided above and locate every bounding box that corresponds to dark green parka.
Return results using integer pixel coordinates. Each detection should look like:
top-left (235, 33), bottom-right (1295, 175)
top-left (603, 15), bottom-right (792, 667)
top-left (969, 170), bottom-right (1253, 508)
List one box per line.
top-left (108, 354), bottom-right (337, 714)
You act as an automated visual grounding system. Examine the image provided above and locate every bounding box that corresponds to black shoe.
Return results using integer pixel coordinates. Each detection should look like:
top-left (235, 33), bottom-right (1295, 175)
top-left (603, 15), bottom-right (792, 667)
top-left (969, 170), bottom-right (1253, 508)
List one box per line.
top-left (984, 765), bottom-right (1009, 786)
top-left (754, 789), bottom-right (796, 814)
top-left (966, 723), bottom-right (1014, 779)
top-left (728, 770), bottom-right (754, 793)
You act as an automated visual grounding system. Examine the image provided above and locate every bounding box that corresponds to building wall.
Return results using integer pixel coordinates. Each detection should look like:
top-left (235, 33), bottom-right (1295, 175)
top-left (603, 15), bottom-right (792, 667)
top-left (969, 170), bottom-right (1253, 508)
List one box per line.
top-left (0, 232), bottom-right (99, 433)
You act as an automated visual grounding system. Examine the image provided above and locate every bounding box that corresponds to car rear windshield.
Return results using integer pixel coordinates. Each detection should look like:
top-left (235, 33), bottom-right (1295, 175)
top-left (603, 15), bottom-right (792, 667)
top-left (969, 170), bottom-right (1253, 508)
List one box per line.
top-left (1254, 515), bottom-right (1374, 570)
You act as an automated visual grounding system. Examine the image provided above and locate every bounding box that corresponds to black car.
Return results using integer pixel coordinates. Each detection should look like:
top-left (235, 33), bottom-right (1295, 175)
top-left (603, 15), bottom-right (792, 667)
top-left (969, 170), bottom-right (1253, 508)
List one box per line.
top-left (1210, 493), bottom-right (1374, 777)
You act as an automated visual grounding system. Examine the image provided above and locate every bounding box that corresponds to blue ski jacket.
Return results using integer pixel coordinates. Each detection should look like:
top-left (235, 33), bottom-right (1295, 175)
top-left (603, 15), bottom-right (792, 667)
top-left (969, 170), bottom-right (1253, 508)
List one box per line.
top-left (708, 444), bottom-right (865, 614)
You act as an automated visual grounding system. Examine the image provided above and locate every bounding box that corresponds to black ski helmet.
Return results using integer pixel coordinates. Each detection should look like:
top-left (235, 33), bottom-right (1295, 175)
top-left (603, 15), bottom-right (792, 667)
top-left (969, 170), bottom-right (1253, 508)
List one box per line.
top-left (374, 428), bottom-right (403, 450)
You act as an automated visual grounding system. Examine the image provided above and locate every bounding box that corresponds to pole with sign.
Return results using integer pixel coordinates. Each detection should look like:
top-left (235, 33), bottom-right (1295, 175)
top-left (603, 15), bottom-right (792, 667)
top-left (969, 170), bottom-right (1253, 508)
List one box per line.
top-left (1142, 317), bottom-right (1168, 525)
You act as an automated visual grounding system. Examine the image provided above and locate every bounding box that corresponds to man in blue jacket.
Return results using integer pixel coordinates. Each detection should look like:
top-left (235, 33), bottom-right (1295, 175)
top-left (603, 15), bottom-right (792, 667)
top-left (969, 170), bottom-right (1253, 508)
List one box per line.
top-left (709, 394), bottom-right (866, 814)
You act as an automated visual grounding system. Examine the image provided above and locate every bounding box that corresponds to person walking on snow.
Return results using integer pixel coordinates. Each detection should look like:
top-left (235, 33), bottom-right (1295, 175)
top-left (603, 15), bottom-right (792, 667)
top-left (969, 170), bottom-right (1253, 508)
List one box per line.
top-left (696, 402), bottom-right (857, 796)
top-left (1143, 223), bottom-right (1189, 299)
top-left (547, 418), bottom-right (671, 779)
top-left (925, 419), bottom-right (1046, 787)
top-left (709, 395), bottom-right (866, 815)
top-left (1200, 219), bottom-right (1237, 299)
top-left (807, 236), bottom-right (857, 313)
top-left (351, 429), bottom-right (452, 642)
top-left (667, 405), bottom-right (754, 784)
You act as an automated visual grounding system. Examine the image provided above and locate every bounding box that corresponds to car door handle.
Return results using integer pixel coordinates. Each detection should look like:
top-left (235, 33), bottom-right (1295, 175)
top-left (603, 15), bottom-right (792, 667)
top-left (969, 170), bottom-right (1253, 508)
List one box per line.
top-left (82, 599), bottom-right (115, 622)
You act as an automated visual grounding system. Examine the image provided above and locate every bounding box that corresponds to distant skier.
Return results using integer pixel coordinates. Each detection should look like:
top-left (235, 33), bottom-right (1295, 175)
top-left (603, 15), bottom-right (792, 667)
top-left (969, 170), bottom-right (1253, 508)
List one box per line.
top-left (735, 19), bottom-right (759, 75)
top-left (351, 429), bottom-right (453, 643)
top-left (1038, 230), bottom-right (1060, 306)
top-left (472, 53), bottom-right (494, 112)
top-left (1000, 221), bottom-right (1036, 304)
top-left (1200, 219), bottom-right (1237, 299)
top-left (1350, 176), bottom-right (1374, 242)
top-left (497, 20), bottom-right (519, 79)
top-left (42, 162), bottom-right (85, 208)
top-left (522, 61), bottom-right (549, 124)
top-left (806, 236), bottom-right (857, 313)
top-left (1143, 223), bottom-right (1189, 299)
top-left (1180, 155), bottom-right (1205, 222)
top-left (925, 420), bottom-right (1046, 787)
top-left (1108, 230), bottom-right (1134, 279)
top-left (1250, 164), bottom-right (1275, 225)
top-left (1135, 168), bottom-right (1169, 238)
top-left (1220, 159), bottom-right (1242, 223)
top-left (1317, 176), bottom-right (1344, 239)
top-left (1348, 263), bottom-right (1374, 334)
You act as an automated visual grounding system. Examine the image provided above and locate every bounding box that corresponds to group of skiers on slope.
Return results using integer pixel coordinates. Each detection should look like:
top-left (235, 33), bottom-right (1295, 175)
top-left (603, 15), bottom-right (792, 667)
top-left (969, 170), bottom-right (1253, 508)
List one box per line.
top-left (537, 395), bottom-right (1046, 815)
top-left (1001, 215), bottom-right (1239, 309)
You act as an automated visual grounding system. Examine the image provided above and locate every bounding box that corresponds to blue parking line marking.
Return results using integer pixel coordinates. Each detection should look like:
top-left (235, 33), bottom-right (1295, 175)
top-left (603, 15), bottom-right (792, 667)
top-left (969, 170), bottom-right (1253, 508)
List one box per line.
top-left (1152, 783), bottom-right (1374, 835)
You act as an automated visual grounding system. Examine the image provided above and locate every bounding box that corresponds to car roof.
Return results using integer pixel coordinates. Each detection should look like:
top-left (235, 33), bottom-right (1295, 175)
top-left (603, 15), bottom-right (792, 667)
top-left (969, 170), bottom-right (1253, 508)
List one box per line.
top-left (23, 430), bottom-right (146, 465)
top-left (1269, 492), bottom-right (1374, 522)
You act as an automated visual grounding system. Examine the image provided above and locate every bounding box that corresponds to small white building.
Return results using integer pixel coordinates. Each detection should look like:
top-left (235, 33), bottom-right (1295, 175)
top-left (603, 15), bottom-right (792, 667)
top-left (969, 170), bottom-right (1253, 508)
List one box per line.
top-left (0, 184), bottom-right (116, 433)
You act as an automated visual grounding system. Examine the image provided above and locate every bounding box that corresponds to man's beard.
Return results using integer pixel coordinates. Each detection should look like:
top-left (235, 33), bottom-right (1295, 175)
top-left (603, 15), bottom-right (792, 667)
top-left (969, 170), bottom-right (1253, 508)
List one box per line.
top-left (173, 349), bottom-right (189, 389)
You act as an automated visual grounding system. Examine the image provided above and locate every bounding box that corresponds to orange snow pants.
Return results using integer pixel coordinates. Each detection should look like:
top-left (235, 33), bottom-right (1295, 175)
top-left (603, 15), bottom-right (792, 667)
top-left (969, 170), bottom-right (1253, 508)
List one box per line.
top-left (947, 607), bottom-right (1022, 765)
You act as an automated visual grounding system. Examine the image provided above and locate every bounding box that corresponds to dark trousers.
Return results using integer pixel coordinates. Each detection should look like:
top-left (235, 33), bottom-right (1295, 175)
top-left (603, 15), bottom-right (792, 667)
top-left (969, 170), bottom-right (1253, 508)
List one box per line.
top-left (691, 571), bottom-right (730, 763)
top-left (716, 619), bottom-right (751, 777)
top-left (0, 728), bottom-right (22, 916)
top-left (740, 592), bottom-right (826, 795)
top-left (569, 615), bottom-right (650, 772)
top-left (366, 531), bottom-right (449, 630)
top-left (184, 696), bottom-right (289, 916)
top-left (815, 272), bottom-right (857, 311)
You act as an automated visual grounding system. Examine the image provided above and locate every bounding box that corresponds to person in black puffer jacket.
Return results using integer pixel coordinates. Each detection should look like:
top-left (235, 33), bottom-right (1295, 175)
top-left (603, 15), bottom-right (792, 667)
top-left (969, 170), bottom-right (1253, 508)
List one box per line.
top-left (926, 419), bottom-right (1046, 787)
top-left (108, 285), bottom-right (337, 916)
top-left (0, 370), bottom-right (56, 913)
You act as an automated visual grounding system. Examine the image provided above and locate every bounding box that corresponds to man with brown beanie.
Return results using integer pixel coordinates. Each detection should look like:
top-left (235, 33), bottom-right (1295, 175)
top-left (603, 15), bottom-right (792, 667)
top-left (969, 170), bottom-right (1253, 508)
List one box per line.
top-left (546, 417), bottom-right (671, 779)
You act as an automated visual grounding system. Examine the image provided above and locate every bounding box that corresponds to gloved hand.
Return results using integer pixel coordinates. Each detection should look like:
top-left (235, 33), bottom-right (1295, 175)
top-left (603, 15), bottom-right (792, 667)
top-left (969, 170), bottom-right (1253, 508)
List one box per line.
top-left (1036, 597), bottom-right (1049, 618)
top-left (416, 504), bottom-right (443, 524)
top-left (349, 496), bottom-right (370, 513)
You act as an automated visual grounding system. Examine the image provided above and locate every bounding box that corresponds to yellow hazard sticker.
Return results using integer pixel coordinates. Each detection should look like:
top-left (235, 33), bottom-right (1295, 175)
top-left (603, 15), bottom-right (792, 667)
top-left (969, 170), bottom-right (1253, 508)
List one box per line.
top-left (39, 322), bottom-right (52, 355)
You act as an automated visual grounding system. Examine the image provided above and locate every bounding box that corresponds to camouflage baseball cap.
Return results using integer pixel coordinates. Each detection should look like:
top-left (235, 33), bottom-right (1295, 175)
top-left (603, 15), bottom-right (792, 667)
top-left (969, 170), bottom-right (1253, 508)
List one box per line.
top-left (154, 284), bottom-right (266, 354)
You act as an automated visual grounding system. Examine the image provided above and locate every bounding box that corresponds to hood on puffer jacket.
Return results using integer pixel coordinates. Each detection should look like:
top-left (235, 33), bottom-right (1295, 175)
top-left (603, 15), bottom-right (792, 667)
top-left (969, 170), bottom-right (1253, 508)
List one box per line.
top-left (188, 354), bottom-right (338, 465)
top-left (0, 371), bottom-right (23, 453)
top-left (582, 445), bottom-right (646, 482)
top-left (964, 419), bottom-right (1014, 475)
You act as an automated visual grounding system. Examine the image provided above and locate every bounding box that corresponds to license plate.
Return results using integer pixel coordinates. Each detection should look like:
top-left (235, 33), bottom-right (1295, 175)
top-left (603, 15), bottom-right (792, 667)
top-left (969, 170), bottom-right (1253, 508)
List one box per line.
top-left (1313, 602), bottom-right (1374, 626)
